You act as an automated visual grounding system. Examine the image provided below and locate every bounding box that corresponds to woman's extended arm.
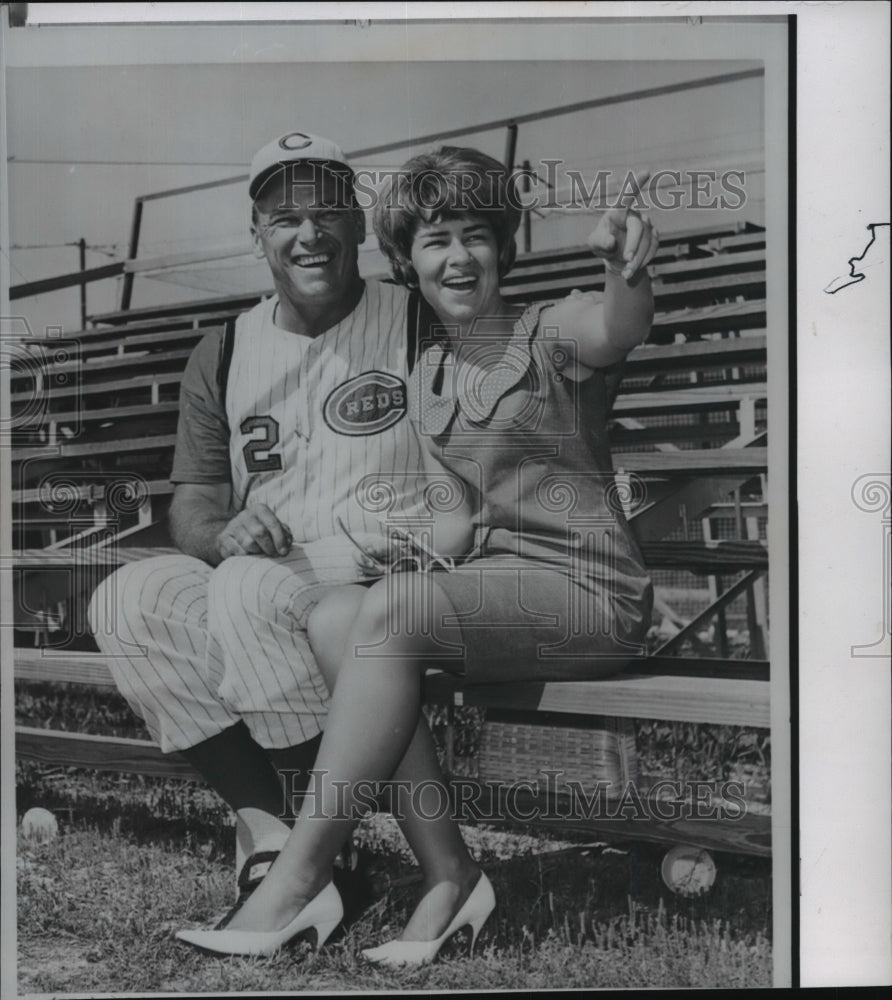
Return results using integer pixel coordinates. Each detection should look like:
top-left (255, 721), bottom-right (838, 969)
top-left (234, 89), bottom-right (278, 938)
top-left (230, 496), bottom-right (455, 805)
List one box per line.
top-left (540, 169), bottom-right (658, 374)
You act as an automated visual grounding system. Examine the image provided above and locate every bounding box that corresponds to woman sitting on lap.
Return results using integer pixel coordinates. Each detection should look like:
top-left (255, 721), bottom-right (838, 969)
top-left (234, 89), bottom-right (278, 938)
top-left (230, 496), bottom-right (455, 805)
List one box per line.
top-left (177, 146), bottom-right (657, 964)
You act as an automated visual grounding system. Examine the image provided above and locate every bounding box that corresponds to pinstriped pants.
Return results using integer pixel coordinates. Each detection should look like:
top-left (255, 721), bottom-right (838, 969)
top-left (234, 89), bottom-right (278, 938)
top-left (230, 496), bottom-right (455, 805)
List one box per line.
top-left (87, 544), bottom-right (364, 752)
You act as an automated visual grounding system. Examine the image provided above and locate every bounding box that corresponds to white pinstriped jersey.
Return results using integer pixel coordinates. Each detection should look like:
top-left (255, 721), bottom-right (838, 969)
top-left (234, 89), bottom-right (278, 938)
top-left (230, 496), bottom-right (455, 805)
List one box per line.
top-left (173, 280), bottom-right (432, 543)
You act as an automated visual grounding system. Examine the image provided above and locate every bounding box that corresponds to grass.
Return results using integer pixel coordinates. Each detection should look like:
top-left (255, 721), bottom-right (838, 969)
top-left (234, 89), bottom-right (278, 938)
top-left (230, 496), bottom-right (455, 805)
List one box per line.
top-left (17, 822), bottom-right (771, 994)
top-left (14, 680), bottom-right (773, 993)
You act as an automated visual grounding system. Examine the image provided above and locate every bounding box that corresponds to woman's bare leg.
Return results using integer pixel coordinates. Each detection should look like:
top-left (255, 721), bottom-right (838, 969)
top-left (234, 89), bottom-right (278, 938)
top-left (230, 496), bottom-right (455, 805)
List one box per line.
top-left (308, 584), bottom-right (481, 939)
top-left (224, 574), bottom-right (478, 936)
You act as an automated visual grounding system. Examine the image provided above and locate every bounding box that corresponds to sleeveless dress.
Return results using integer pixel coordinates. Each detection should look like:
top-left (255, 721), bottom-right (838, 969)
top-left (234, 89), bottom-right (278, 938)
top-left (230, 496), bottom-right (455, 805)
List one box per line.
top-left (409, 301), bottom-right (653, 682)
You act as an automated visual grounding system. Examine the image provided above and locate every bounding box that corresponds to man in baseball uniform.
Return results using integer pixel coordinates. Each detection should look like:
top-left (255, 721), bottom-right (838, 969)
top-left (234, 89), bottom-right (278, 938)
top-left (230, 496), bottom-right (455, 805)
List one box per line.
top-left (88, 131), bottom-right (438, 920)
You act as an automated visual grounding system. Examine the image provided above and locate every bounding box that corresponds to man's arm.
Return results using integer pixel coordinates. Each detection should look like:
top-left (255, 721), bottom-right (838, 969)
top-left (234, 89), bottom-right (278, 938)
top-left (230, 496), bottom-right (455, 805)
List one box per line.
top-left (169, 482), bottom-right (233, 566)
top-left (168, 329), bottom-right (293, 565)
top-left (170, 482), bottom-right (294, 566)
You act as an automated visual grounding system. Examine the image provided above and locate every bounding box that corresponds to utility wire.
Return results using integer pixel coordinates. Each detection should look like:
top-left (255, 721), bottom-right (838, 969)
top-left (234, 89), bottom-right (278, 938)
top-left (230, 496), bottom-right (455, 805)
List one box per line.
top-left (11, 241), bottom-right (83, 250)
top-left (7, 158), bottom-right (251, 167)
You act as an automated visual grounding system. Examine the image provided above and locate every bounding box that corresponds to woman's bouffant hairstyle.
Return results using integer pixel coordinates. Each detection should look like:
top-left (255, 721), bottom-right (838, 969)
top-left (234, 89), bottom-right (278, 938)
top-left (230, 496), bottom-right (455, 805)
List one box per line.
top-left (373, 146), bottom-right (523, 287)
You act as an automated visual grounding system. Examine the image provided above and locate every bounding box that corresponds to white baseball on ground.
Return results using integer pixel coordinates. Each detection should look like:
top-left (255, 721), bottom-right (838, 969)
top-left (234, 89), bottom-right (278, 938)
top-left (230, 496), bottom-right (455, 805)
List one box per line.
top-left (21, 807), bottom-right (59, 844)
top-left (661, 845), bottom-right (717, 896)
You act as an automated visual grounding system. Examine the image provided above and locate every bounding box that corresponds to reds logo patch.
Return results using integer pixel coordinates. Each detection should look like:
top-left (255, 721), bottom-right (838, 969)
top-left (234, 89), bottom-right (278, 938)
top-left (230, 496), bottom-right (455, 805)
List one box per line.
top-left (323, 371), bottom-right (407, 436)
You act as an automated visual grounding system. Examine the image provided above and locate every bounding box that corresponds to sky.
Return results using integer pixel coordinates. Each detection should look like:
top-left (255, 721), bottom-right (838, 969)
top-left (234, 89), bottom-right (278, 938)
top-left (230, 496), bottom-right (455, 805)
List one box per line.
top-left (4, 19), bottom-right (766, 334)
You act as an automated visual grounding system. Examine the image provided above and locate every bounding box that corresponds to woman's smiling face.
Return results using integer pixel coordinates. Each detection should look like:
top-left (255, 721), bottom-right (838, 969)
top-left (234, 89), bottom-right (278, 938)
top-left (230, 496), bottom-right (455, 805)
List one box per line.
top-left (409, 215), bottom-right (503, 329)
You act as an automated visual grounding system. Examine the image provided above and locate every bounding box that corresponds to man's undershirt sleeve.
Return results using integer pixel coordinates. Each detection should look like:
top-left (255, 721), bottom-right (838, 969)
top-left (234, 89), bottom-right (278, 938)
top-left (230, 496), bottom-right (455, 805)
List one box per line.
top-left (169, 331), bottom-right (232, 485)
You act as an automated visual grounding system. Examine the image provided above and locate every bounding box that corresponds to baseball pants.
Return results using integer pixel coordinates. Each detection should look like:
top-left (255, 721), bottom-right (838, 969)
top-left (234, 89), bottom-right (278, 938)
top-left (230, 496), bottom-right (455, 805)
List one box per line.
top-left (87, 540), bottom-right (367, 752)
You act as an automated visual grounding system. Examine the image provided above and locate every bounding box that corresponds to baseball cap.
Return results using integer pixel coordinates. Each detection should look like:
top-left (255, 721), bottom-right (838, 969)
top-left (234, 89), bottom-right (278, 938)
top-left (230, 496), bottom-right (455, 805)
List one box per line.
top-left (249, 130), bottom-right (354, 200)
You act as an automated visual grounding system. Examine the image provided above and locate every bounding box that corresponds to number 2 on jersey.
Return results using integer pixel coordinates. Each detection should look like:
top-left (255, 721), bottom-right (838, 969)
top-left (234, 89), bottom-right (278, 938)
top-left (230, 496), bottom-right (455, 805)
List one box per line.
top-left (241, 415), bottom-right (283, 472)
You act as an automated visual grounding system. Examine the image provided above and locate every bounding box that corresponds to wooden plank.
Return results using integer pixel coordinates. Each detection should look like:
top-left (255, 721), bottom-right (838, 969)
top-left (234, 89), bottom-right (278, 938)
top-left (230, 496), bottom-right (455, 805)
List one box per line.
top-left (12, 540), bottom-right (766, 573)
top-left (610, 423), bottom-right (745, 448)
top-left (624, 334), bottom-right (766, 374)
top-left (28, 273), bottom-right (763, 358)
top-left (37, 327), bottom-right (206, 362)
top-left (15, 649), bottom-right (123, 688)
top-left (504, 270), bottom-right (765, 307)
top-left (23, 311), bottom-right (235, 346)
top-left (13, 726), bottom-right (771, 856)
top-left (16, 649), bottom-right (768, 727)
top-left (15, 649), bottom-right (770, 728)
top-left (502, 242), bottom-right (754, 285)
top-left (501, 223), bottom-right (751, 271)
top-left (10, 346), bottom-right (192, 381)
top-left (12, 433), bottom-right (177, 464)
top-left (650, 300), bottom-right (766, 340)
top-left (631, 655), bottom-right (768, 681)
top-left (90, 291), bottom-right (267, 327)
top-left (12, 478), bottom-right (172, 505)
top-left (13, 546), bottom-right (179, 569)
top-left (615, 383), bottom-right (767, 415)
top-left (8, 348), bottom-right (192, 394)
top-left (12, 380), bottom-right (767, 428)
top-left (645, 271), bottom-right (765, 305)
top-left (640, 539), bottom-right (768, 571)
top-left (33, 387), bottom-right (763, 439)
top-left (613, 447), bottom-right (766, 475)
top-left (453, 673), bottom-right (770, 728)
top-left (696, 232), bottom-right (767, 253)
top-left (15, 647), bottom-right (769, 691)
top-left (648, 271), bottom-right (765, 305)
top-left (15, 726), bottom-right (201, 780)
top-left (30, 401), bottom-right (180, 428)
top-left (9, 371), bottom-right (184, 406)
top-left (651, 248), bottom-right (766, 278)
top-left (86, 225), bottom-right (752, 327)
top-left (473, 786), bottom-right (771, 857)
top-left (14, 419), bottom-right (765, 473)
top-left (8, 336), bottom-right (767, 410)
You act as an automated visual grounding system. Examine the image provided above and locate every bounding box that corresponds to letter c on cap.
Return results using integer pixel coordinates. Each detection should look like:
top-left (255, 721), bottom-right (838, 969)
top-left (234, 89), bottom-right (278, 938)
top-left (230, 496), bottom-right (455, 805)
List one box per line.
top-left (279, 133), bottom-right (313, 151)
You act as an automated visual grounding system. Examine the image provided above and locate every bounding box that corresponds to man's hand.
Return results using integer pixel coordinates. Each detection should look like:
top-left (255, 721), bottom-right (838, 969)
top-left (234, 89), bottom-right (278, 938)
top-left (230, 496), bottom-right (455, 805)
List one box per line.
top-left (587, 169), bottom-right (660, 282)
top-left (351, 535), bottom-right (393, 577)
top-left (216, 504), bottom-right (293, 559)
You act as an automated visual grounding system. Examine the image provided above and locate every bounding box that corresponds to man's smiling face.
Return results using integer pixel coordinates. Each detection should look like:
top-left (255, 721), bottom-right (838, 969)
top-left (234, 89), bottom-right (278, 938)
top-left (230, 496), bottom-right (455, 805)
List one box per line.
top-left (250, 165), bottom-right (366, 315)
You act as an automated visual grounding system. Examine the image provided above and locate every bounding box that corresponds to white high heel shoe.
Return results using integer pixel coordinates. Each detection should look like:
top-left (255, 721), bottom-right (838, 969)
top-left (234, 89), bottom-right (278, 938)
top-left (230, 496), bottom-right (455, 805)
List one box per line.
top-left (176, 881), bottom-right (343, 957)
top-left (362, 873), bottom-right (495, 968)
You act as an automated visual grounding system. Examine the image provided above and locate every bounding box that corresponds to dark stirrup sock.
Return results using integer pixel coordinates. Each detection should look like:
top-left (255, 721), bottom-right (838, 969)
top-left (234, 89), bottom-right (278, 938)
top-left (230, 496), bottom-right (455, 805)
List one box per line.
top-left (265, 733), bottom-right (323, 820)
top-left (179, 721), bottom-right (287, 818)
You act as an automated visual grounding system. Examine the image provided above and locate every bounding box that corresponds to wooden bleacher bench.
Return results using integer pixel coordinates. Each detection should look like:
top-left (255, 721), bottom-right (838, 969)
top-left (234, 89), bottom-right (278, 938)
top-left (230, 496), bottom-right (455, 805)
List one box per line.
top-left (12, 537), bottom-right (768, 575)
top-left (8, 337), bottom-right (767, 416)
top-left (14, 645), bottom-right (770, 858)
top-left (9, 346), bottom-right (194, 388)
top-left (693, 231), bottom-right (767, 254)
top-left (12, 222), bottom-right (771, 862)
top-left (21, 310), bottom-right (238, 347)
top-left (12, 434), bottom-right (179, 467)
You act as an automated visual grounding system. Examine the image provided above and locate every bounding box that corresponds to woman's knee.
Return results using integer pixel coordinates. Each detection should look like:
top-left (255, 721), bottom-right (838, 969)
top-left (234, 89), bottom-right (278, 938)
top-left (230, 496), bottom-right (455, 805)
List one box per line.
top-left (307, 586), bottom-right (365, 680)
top-left (347, 577), bottom-right (450, 662)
